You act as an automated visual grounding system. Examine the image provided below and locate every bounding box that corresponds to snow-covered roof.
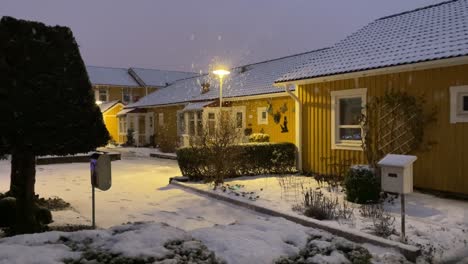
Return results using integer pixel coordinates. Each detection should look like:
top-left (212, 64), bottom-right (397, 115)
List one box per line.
top-left (86, 66), bottom-right (140, 87)
top-left (183, 101), bottom-right (215, 111)
top-left (99, 100), bottom-right (121, 113)
top-left (378, 154), bottom-right (417, 168)
top-left (276, 0), bottom-right (468, 83)
top-left (129, 68), bottom-right (198, 87)
top-left (128, 48), bottom-right (328, 108)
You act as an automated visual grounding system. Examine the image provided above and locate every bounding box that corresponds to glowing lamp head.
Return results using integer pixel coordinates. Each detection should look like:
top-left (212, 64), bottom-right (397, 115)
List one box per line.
top-left (212, 69), bottom-right (230, 78)
top-left (95, 100), bottom-right (103, 105)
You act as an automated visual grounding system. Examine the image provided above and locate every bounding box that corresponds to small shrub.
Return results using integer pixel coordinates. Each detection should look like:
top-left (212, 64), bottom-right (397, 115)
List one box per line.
top-left (372, 210), bottom-right (396, 238)
top-left (344, 166), bottom-right (380, 204)
top-left (249, 133), bottom-right (270, 142)
top-left (125, 128), bottom-right (135, 146)
top-left (295, 189), bottom-right (354, 221)
top-left (359, 203), bottom-right (384, 219)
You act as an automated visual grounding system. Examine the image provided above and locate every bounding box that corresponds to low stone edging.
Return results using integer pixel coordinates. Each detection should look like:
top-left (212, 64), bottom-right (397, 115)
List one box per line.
top-left (36, 152), bottom-right (121, 165)
top-left (171, 180), bottom-right (421, 262)
top-left (149, 153), bottom-right (177, 160)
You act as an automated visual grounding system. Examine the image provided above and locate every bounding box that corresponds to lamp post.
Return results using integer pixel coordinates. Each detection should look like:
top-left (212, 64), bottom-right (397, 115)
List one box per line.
top-left (212, 69), bottom-right (230, 112)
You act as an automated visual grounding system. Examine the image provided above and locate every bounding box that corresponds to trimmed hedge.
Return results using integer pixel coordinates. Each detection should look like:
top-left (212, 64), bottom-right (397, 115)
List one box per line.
top-left (177, 142), bottom-right (297, 180)
top-left (249, 133), bottom-right (270, 142)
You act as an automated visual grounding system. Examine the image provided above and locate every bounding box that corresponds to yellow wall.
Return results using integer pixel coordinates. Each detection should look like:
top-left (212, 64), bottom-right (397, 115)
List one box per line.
top-left (102, 103), bottom-right (123, 143)
top-left (298, 64), bottom-right (468, 195)
top-left (230, 96), bottom-right (296, 143)
top-left (148, 105), bottom-right (184, 146)
top-left (94, 85), bottom-right (157, 103)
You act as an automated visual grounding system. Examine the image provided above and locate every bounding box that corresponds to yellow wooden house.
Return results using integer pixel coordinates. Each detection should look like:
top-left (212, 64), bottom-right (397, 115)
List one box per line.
top-left (86, 66), bottom-right (196, 144)
top-left (275, 0), bottom-right (468, 195)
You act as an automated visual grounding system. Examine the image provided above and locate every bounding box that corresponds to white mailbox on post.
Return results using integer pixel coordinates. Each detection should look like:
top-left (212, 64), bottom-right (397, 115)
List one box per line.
top-left (378, 154), bottom-right (417, 194)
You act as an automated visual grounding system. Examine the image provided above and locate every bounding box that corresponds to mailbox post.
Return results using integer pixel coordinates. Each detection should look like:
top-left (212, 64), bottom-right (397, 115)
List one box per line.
top-left (90, 153), bottom-right (112, 228)
top-left (378, 154), bottom-right (417, 242)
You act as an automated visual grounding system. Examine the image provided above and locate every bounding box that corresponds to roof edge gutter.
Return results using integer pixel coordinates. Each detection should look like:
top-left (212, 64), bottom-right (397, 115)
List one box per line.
top-left (283, 84), bottom-right (302, 172)
top-left (275, 55), bottom-right (468, 86)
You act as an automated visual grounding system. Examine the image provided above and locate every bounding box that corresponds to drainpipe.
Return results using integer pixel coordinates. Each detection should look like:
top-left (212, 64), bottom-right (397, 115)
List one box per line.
top-left (284, 84), bottom-right (302, 172)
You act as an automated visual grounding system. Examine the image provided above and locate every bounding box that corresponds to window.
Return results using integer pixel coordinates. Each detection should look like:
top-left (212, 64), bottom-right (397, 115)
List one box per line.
top-left (331, 88), bottom-right (366, 150)
top-left (463, 95), bottom-right (468, 112)
top-left (207, 112), bottom-right (216, 135)
top-left (122, 88), bottom-right (131, 103)
top-left (98, 88), bottom-right (108, 102)
top-left (196, 111), bottom-right (203, 136)
top-left (257, 107), bottom-right (268, 125)
top-left (236, 112), bottom-right (243, 128)
top-left (158, 113), bottom-right (164, 127)
top-left (177, 112), bottom-right (185, 135)
top-left (188, 112), bottom-right (195, 135)
top-left (119, 117), bottom-right (127, 134)
top-left (450, 86), bottom-right (468, 123)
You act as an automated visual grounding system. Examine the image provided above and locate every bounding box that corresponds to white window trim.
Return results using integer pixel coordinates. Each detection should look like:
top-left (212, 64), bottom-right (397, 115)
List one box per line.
top-left (97, 87), bottom-right (109, 102)
top-left (122, 88), bottom-right (133, 104)
top-left (232, 106), bottom-right (246, 129)
top-left (176, 110), bottom-right (186, 136)
top-left (257, 107), bottom-right (268, 125)
top-left (158, 113), bottom-right (164, 127)
top-left (330, 88), bottom-right (367, 151)
top-left (450, 85), bottom-right (468, 123)
top-left (118, 116), bottom-right (127, 135)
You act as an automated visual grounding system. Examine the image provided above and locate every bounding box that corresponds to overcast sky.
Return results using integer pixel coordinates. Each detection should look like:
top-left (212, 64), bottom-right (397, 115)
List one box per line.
top-left (2, 0), bottom-right (444, 73)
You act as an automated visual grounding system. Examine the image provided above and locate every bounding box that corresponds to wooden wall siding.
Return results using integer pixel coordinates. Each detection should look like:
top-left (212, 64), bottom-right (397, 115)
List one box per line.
top-left (299, 64), bottom-right (468, 195)
top-left (230, 96), bottom-right (296, 143)
top-left (149, 105), bottom-right (184, 146)
top-left (102, 104), bottom-right (123, 143)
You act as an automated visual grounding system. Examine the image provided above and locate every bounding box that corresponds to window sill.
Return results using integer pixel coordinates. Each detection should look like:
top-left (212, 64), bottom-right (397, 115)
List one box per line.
top-left (331, 143), bottom-right (363, 151)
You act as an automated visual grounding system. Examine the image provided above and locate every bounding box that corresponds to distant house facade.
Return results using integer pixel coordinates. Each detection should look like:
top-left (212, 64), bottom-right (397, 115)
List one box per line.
top-left (275, 0), bottom-right (468, 195)
top-left (86, 66), bottom-right (196, 144)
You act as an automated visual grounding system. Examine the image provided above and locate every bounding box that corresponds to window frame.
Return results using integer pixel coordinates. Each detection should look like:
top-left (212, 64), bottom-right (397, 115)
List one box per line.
top-left (450, 86), bottom-right (468, 123)
top-left (98, 87), bottom-right (108, 102)
top-left (257, 107), bottom-right (268, 125)
top-left (177, 111), bottom-right (186, 135)
top-left (122, 88), bottom-right (132, 104)
top-left (158, 112), bottom-right (164, 127)
top-left (330, 88), bottom-right (367, 151)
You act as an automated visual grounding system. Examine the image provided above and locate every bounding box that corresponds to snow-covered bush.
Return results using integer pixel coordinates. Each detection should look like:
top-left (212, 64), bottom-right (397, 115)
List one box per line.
top-left (177, 142), bottom-right (296, 181)
top-left (156, 126), bottom-right (177, 153)
top-left (275, 232), bottom-right (372, 264)
top-left (371, 209), bottom-right (396, 238)
top-left (344, 166), bottom-right (380, 204)
top-left (248, 133), bottom-right (270, 142)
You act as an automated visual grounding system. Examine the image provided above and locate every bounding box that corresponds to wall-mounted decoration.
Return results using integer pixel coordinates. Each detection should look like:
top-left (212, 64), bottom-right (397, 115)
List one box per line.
top-left (273, 111), bottom-right (281, 124)
top-left (280, 102), bottom-right (288, 113)
top-left (266, 99), bottom-right (273, 115)
top-left (280, 116), bottom-right (289, 133)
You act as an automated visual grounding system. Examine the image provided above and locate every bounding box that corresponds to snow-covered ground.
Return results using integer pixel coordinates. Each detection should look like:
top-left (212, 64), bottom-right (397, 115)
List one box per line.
top-left (182, 175), bottom-right (468, 263)
top-left (0, 155), bottom-right (409, 263)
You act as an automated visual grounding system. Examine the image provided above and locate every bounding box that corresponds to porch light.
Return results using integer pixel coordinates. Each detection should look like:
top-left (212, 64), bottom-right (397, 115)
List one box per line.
top-left (96, 100), bottom-right (103, 105)
top-left (213, 69), bottom-right (230, 111)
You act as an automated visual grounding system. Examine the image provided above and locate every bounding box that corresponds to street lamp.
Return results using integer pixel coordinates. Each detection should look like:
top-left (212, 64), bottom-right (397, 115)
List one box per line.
top-left (212, 69), bottom-right (230, 111)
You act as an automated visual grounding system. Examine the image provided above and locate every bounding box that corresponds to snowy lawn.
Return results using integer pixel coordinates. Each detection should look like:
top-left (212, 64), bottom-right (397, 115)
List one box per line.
top-left (182, 175), bottom-right (468, 263)
top-left (0, 156), bottom-right (409, 263)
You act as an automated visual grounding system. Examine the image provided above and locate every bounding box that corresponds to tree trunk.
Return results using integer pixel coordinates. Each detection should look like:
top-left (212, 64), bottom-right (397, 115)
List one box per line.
top-left (10, 149), bottom-right (40, 234)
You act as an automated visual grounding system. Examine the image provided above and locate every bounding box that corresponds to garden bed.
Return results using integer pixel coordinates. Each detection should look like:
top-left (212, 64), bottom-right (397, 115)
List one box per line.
top-left (174, 175), bottom-right (468, 263)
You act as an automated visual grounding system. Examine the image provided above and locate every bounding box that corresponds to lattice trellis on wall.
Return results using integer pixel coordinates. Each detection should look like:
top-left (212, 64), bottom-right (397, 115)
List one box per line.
top-left (362, 91), bottom-right (429, 167)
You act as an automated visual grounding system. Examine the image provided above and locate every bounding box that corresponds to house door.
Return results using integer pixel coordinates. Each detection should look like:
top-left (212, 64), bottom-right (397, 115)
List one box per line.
top-left (145, 113), bottom-right (154, 145)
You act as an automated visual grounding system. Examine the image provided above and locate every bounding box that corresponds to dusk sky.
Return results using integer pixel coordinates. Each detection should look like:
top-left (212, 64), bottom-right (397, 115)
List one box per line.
top-left (2, 0), bottom-right (444, 73)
